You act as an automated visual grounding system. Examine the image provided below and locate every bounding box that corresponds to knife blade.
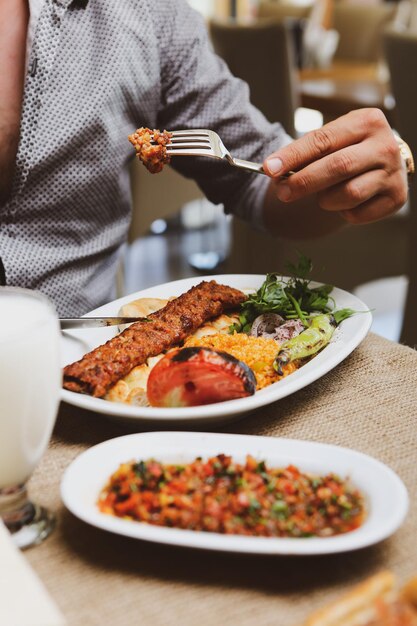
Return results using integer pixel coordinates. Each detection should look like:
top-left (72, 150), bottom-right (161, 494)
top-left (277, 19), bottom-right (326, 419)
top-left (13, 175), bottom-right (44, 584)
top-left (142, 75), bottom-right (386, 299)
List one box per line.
top-left (60, 316), bottom-right (150, 330)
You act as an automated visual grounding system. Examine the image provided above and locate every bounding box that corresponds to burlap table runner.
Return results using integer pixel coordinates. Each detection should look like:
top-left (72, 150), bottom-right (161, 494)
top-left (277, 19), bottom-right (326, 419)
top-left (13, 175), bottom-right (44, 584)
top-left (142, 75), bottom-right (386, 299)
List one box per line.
top-left (25, 333), bottom-right (417, 626)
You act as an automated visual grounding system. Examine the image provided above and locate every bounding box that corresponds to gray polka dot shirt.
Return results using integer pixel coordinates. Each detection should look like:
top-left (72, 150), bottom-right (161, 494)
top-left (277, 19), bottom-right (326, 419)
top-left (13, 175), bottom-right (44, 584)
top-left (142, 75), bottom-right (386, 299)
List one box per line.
top-left (1, 0), bottom-right (290, 315)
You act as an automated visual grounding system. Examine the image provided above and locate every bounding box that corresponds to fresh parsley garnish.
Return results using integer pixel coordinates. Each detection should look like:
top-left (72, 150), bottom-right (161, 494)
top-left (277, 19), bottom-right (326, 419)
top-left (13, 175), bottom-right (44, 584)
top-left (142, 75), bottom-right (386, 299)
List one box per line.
top-left (230, 254), bottom-right (356, 333)
top-left (332, 308), bottom-right (357, 324)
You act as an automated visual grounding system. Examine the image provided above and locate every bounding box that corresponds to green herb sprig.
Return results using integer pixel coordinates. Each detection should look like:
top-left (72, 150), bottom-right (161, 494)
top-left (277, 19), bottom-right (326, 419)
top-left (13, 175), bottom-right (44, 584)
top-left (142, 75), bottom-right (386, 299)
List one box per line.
top-left (230, 254), bottom-right (354, 333)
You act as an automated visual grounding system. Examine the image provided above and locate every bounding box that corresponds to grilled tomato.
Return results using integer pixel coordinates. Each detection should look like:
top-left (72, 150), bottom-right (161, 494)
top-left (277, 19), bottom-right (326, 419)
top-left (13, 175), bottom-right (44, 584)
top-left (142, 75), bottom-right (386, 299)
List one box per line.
top-left (146, 346), bottom-right (256, 407)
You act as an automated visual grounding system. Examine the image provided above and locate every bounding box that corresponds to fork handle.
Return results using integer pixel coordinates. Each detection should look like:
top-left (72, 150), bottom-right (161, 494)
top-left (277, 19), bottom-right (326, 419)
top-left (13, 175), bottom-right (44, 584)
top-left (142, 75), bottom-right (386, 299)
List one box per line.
top-left (229, 157), bottom-right (295, 179)
top-left (228, 156), bottom-right (265, 175)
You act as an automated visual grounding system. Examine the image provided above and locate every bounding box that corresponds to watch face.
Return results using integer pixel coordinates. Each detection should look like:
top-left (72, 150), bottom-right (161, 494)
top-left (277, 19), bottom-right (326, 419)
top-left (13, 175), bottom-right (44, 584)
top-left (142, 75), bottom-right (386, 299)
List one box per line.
top-left (395, 135), bottom-right (415, 177)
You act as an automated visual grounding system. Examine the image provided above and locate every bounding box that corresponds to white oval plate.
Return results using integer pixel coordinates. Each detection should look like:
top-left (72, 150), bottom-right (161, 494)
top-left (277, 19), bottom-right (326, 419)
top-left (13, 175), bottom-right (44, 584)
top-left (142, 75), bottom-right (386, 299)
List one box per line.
top-left (61, 274), bottom-right (372, 425)
top-left (61, 431), bottom-right (408, 555)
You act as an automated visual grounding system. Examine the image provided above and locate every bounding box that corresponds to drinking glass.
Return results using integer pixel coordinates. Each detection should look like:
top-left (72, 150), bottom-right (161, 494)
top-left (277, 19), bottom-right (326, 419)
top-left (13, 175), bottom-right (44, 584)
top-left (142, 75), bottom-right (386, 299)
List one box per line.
top-left (0, 287), bottom-right (61, 549)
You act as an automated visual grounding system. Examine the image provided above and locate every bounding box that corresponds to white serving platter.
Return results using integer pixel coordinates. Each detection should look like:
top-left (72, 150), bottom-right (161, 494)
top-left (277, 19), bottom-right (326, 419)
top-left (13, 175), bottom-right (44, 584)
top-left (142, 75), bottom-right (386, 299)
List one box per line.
top-left (61, 431), bottom-right (408, 555)
top-left (61, 274), bottom-right (372, 425)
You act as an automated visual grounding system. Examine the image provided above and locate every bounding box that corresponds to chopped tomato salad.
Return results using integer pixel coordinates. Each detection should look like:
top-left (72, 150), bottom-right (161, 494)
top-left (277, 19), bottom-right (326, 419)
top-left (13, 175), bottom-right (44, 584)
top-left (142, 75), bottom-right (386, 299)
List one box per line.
top-left (98, 455), bottom-right (365, 538)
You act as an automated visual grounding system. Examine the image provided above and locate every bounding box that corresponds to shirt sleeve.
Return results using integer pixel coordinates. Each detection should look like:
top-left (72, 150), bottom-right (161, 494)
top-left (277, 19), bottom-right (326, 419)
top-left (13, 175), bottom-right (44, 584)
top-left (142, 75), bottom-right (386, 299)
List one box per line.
top-left (150, 0), bottom-right (293, 231)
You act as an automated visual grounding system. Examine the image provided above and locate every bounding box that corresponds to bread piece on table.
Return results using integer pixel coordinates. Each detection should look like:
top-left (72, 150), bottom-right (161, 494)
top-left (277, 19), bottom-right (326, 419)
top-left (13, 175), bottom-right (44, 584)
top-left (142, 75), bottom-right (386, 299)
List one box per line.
top-left (303, 570), bottom-right (417, 626)
top-left (304, 571), bottom-right (396, 626)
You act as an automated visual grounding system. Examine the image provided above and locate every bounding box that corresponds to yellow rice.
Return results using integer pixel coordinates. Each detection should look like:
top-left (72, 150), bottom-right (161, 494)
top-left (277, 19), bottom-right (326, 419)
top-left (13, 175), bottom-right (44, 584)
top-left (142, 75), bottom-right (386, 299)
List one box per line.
top-left (184, 333), bottom-right (297, 390)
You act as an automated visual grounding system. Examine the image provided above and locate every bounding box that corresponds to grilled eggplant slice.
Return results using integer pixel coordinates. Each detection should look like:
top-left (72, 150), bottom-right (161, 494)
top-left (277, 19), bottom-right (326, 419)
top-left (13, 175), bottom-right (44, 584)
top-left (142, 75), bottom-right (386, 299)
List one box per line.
top-left (147, 347), bottom-right (256, 407)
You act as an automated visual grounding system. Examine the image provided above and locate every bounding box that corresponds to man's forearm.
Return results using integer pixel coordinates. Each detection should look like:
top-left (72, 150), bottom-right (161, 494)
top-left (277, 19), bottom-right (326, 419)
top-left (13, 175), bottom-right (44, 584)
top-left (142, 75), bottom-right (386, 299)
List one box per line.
top-left (262, 179), bottom-right (345, 240)
top-left (0, 0), bottom-right (29, 205)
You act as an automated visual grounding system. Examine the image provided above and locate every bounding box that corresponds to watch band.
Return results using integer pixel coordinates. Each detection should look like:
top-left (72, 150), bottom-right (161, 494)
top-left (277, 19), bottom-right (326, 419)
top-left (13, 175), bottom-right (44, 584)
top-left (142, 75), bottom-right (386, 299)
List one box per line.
top-left (393, 132), bottom-right (415, 179)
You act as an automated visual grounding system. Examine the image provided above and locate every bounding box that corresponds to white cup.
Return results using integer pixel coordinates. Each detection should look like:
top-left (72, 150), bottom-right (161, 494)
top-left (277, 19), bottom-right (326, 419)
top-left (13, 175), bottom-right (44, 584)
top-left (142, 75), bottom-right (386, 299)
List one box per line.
top-left (0, 287), bottom-right (61, 549)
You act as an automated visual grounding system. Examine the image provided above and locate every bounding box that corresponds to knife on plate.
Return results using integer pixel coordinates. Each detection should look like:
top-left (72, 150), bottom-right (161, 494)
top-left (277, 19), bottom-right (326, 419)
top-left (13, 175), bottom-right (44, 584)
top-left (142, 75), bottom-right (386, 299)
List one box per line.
top-left (60, 316), bottom-right (150, 330)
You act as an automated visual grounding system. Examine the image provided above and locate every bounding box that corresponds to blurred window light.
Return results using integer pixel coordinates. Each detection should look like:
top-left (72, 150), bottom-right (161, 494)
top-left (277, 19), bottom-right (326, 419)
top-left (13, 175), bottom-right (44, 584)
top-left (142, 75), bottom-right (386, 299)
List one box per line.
top-left (295, 107), bottom-right (323, 134)
top-left (150, 219), bottom-right (167, 235)
top-left (188, 251), bottom-right (225, 271)
top-left (181, 198), bottom-right (224, 230)
top-left (187, 0), bottom-right (214, 18)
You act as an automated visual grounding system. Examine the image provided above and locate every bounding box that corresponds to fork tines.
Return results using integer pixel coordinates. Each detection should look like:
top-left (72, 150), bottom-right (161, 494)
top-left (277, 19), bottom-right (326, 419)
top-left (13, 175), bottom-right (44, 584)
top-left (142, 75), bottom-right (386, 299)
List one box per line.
top-left (148, 128), bottom-right (272, 175)
top-left (151, 130), bottom-right (214, 156)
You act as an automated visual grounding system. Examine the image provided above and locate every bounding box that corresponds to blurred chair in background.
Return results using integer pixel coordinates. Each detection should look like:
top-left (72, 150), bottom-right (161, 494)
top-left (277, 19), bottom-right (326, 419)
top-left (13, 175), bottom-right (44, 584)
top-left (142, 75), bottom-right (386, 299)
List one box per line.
top-left (258, 1), bottom-right (397, 65)
top-left (302, 0), bottom-right (339, 68)
top-left (209, 18), bottom-right (299, 135)
top-left (384, 27), bottom-right (417, 346)
top-left (213, 0), bottom-right (259, 20)
top-left (392, 0), bottom-right (417, 31)
top-left (257, 1), bottom-right (313, 68)
top-left (257, 1), bottom-right (313, 22)
top-left (332, 2), bottom-right (397, 62)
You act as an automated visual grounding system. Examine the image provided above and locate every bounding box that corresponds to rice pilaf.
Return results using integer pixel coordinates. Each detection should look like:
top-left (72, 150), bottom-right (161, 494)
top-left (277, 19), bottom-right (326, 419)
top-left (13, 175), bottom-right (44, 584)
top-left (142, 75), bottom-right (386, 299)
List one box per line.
top-left (184, 333), bottom-right (297, 389)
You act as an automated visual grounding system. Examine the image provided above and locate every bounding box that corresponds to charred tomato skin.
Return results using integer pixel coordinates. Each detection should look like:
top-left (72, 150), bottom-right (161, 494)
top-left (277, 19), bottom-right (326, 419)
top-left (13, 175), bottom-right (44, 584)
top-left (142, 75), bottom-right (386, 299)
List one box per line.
top-left (147, 347), bottom-right (256, 407)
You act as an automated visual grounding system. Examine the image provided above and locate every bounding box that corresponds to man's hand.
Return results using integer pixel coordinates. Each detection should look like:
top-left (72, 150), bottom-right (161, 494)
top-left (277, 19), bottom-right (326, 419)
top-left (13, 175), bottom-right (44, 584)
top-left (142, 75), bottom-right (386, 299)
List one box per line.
top-left (263, 108), bottom-right (408, 227)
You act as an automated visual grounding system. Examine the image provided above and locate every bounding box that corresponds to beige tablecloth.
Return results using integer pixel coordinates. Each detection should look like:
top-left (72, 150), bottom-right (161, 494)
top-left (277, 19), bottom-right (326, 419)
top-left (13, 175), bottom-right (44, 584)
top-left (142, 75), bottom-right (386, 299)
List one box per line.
top-left (26, 333), bottom-right (417, 626)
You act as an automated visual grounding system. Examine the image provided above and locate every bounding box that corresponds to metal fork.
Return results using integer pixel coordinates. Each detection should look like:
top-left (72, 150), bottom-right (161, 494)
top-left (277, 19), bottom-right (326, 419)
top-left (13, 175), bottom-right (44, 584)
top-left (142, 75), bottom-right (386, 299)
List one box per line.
top-left (152, 129), bottom-right (292, 177)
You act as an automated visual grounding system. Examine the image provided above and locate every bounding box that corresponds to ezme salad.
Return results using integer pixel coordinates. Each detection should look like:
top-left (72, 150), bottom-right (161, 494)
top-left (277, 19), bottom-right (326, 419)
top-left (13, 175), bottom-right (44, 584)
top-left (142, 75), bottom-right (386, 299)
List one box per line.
top-left (98, 454), bottom-right (365, 538)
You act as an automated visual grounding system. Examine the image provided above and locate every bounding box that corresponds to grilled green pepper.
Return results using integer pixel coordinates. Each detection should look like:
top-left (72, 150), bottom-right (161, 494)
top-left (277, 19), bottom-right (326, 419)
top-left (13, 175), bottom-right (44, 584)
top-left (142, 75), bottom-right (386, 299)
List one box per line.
top-left (274, 314), bottom-right (337, 375)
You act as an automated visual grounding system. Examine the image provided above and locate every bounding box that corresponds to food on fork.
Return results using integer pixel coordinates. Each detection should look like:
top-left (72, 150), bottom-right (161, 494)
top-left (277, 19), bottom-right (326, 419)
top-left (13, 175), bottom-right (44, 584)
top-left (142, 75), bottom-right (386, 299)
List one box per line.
top-left (303, 571), bottom-right (417, 626)
top-left (98, 455), bottom-right (365, 538)
top-left (63, 281), bottom-right (247, 398)
top-left (146, 346), bottom-right (257, 407)
top-left (128, 127), bottom-right (172, 173)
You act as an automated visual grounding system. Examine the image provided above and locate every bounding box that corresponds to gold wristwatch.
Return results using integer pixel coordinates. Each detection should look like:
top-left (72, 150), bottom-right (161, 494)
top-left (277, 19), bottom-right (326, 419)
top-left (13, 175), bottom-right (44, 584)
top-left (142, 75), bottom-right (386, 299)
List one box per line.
top-left (393, 131), bottom-right (415, 179)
